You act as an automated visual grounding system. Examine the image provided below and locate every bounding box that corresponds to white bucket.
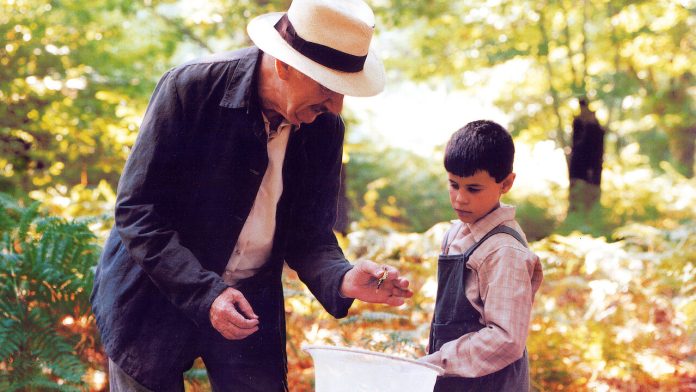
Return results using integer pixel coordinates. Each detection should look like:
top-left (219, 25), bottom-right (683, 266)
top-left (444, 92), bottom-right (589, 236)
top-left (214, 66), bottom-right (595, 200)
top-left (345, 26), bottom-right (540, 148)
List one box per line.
top-left (303, 344), bottom-right (444, 392)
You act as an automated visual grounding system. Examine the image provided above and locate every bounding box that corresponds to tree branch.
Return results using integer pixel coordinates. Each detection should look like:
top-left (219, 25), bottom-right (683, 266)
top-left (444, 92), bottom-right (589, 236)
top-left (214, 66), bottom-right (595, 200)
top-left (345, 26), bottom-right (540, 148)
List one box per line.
top-left (154, 12), bottom-right (215, 53)
top-left (538, 6), bottom-right (570, 163)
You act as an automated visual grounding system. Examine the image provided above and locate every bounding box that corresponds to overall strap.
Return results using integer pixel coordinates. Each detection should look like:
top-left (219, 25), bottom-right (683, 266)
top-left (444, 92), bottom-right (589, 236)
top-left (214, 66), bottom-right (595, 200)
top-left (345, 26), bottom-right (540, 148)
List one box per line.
top-left (440, 232), bottom-right (449, 254)
top-left (440, 222), bottom-right (464, 255)
top-left (462, 225), bottom-right (527, 260)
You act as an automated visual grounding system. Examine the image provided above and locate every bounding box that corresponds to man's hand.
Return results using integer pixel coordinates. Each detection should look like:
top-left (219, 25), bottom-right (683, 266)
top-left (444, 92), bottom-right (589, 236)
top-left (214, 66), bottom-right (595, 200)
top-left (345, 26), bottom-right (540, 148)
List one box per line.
top-left (340, 260), bottom-right (413, 306)
top-left (210, 287), bottom-right (259, 340)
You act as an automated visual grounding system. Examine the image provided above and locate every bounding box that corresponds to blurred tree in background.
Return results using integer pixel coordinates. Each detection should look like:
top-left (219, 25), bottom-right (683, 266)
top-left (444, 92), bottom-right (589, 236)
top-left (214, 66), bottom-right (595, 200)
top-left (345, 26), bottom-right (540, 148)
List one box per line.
top-left (1, 0), bottom-right (695, 390)
top-left (1, 0), bottom-right (167, 194)
top-left (2, 0), bottom-right (694, 230)
top-left (344, 140), bottom-right (452, 233)
top-left (378, 0), bottom-right (695, 171)
top-left (0, 0), bottom-right (289, 209)
top-left (375, 0), bottom-right (695, 215)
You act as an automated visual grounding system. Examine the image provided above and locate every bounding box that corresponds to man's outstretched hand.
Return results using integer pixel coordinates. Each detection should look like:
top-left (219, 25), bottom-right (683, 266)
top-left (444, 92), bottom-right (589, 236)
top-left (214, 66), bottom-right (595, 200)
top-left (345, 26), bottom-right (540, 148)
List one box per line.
top-left (339, 260), bottom-right (413, 306)
top-left (210, 287), bottom-right (259, 340)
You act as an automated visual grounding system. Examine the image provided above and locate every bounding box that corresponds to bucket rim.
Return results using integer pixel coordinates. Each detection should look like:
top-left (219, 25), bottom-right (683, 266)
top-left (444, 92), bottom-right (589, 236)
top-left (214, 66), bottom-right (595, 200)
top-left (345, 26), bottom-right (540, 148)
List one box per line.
top-left (302, 344), bottom-right (445, 375)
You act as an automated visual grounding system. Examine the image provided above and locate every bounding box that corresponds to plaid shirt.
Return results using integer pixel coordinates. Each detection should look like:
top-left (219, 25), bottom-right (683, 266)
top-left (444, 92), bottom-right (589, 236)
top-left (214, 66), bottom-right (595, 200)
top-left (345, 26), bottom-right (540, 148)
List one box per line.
top-left (425, 204), bottom-right (543, 377)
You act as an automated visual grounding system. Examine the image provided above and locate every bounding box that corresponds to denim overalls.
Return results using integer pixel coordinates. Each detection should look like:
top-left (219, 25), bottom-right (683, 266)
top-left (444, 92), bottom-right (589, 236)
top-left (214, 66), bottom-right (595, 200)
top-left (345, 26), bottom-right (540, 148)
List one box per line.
top-left (428, 225), bottom-right (530, 392)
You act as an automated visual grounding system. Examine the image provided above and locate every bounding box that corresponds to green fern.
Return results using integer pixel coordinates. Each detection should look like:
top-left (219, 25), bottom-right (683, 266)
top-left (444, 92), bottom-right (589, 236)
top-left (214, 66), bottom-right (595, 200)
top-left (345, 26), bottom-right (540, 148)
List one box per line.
top-left (0, 193), bottom-right (100, 391)
top-left (0, 194), bottom-right (22, 233)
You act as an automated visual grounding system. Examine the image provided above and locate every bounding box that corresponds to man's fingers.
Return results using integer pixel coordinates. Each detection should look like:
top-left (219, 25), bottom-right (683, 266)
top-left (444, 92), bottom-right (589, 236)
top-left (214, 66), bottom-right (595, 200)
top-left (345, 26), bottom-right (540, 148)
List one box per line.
top-left (230, 292), bottom-right (259, 320)
top-left (222, 303), bottom-right (259, 328)
top-left (382, 275), bottom-right (412, 293)
top-left (219, 299), bottom-right (259, 339)
top-left (397, 277), bottom-right (410, 289)
top-left (356, 259), bottom-right (383, 278)
top-left (223, 326), bottom-right (258, 339)
top-left (390, 285), bottom-right (413, 299)
top-left (210, 288), bottom-right (261, 340)
top-left (219, 292), bottom-right (259, 330)
top-left (374, 265), bottom-right (413, 297)
top-left (348, 260), bottom-right (414, 306)
top-left (394, 278), bottom-right (413, 297)
top-left (374, 264), bottom-right (399, 279)
top-left (220, 324), bottom-right (259, 340)
top-left (216, 303), bottom-right (259, 340)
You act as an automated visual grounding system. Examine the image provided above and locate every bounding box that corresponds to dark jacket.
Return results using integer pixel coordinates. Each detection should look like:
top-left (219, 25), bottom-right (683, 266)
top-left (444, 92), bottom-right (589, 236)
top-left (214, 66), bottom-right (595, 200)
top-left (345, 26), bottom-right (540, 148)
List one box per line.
top-left (90, 46), bottom-right (354, 390)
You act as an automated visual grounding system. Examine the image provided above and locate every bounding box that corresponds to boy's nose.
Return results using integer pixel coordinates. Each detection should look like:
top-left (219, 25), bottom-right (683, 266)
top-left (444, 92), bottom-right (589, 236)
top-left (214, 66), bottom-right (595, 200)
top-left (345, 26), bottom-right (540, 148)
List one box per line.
top-left (456, 191), bottom-right (469, 204)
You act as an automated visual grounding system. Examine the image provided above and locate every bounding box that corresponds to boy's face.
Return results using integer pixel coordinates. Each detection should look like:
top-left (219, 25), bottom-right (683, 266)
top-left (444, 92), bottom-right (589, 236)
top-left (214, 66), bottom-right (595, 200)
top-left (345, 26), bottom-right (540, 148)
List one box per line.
top-left (448, 170), bottom-right (515, 224)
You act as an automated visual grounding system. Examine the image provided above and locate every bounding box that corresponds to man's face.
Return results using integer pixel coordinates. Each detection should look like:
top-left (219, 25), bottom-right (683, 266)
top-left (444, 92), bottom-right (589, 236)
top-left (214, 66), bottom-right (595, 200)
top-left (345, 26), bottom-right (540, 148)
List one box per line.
top-left (282, 68), bottom-right (344, 126)
top-left (447, 170), bottom-right (514, 224)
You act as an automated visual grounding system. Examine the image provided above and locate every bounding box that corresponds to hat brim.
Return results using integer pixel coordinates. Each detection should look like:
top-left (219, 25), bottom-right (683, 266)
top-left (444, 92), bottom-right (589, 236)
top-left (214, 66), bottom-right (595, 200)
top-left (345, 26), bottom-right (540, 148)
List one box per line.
top-left (247, 12), bottom-right (385, 97)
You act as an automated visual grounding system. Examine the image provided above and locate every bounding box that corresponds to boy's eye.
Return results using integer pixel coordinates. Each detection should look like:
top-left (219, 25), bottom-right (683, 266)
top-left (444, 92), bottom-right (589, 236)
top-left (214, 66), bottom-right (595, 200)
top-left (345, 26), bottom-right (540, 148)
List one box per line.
top-left (467, 187), bottom-right (481, 193)
top-left (449, 182), bottom-right (459, 190)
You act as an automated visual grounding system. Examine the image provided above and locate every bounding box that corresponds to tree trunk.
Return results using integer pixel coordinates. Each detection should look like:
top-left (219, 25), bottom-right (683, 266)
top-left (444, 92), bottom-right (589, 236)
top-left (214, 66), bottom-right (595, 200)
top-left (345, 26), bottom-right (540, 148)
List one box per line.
top-left (568, 99), bottom-right (605, 213)
top-left (668, 125), bottom-right (695, 178)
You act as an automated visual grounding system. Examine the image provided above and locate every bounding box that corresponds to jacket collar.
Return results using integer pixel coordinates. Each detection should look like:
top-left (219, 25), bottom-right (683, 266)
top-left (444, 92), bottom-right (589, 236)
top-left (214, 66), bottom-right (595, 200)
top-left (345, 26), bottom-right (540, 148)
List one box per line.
top-left (220, 46), bottom-right (262, 110)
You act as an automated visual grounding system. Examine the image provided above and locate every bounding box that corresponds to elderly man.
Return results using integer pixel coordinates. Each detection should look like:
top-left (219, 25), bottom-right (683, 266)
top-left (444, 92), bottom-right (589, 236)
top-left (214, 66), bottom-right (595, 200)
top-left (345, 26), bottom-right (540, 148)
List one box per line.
top-left (90, 0), bottom-right (412, 391)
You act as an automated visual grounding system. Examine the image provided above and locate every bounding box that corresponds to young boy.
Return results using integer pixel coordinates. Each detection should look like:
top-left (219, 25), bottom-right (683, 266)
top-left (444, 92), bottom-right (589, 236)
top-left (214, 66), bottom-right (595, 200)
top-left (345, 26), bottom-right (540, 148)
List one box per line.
top-left (421, 120), bottom-right (543, 391)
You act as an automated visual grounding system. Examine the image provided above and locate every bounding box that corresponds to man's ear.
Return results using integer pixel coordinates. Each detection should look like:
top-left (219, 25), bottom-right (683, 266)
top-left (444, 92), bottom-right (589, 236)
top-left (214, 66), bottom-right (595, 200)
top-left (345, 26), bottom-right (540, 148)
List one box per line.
top-left (500, 173), bottom-right (516, 194)
top-left (275, 59), bottom-right (292, 81)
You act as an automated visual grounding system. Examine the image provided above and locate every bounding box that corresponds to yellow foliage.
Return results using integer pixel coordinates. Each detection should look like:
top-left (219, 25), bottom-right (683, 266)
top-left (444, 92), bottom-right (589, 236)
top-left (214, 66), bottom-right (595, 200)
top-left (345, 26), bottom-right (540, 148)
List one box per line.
top-left (284, 222), bottom-right (695, 391)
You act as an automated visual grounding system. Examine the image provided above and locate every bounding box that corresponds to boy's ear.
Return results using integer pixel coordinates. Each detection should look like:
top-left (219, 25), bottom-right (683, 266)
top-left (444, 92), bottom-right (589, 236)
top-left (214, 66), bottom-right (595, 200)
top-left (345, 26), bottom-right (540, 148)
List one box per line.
top-left (500, 173), bottom-right (516, 194)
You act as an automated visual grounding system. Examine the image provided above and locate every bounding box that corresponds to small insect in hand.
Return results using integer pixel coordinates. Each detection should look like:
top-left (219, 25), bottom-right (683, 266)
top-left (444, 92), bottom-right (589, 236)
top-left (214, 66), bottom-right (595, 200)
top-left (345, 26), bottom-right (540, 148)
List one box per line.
top-left (376, 267), bottom-right (388, 290)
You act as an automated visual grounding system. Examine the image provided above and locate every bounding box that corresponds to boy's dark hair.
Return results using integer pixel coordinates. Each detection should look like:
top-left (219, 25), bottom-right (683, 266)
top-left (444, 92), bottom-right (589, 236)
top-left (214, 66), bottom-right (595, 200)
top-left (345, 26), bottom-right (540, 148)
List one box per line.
top-left (444, 120), bottom-right (514, 182)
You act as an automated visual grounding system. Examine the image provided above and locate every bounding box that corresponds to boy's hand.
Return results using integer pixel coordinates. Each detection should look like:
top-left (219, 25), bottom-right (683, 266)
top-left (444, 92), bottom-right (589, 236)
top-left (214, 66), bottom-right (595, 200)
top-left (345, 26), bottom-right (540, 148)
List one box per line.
top-left (419, 352), bottom-right (447, 375)
top-left (419, 353), bottom-right (441, 367)
top-left (339, 260), bottom-right (413, 306)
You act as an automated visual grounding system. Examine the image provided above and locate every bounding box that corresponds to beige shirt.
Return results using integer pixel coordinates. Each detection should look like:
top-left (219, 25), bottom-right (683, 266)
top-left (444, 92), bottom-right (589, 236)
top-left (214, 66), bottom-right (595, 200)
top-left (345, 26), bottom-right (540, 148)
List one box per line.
top-left (427, 204), bottom-right (544, 377)
top-left (222, 115), bottom-right (293, 286)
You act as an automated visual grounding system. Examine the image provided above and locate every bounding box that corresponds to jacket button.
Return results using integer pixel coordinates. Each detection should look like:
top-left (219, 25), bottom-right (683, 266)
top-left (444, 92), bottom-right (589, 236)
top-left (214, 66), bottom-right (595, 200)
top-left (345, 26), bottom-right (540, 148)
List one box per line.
top-left (249, 168), bottom-right (261, 176)
top-left (234, 215), bottom-right (244, 222)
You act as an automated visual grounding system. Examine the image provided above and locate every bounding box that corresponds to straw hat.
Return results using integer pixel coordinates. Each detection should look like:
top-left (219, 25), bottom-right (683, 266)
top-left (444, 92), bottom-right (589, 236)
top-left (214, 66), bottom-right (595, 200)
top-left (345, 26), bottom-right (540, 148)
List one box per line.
top-left (247, 0), bottom-right (385, 97)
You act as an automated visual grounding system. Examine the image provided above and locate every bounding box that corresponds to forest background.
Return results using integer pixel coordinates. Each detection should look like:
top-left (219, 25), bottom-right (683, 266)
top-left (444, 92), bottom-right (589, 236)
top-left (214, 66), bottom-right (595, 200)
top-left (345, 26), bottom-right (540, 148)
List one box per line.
top-left (1, 0), bottom-right (694, 391)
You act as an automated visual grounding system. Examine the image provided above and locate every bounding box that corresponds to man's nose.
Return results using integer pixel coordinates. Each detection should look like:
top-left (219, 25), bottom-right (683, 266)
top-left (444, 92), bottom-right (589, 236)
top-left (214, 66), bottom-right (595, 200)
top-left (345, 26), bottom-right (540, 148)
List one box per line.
top-left (327, 93), bottom-right (344, 114)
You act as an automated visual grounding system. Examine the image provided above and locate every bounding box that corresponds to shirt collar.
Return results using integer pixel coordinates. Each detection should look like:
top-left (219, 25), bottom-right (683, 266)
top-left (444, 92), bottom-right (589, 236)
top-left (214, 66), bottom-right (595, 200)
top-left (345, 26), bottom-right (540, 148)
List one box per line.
top-left (466, 203), bottom-right (516, 242)
top-left (261, 112), bottom-right (296, 141)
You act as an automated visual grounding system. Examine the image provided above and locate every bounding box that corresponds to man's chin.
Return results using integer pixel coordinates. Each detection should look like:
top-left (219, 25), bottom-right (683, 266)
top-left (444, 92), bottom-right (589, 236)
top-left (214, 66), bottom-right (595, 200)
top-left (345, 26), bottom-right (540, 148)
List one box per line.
top-left (284, 116), bottom-right (301, 127)
top-left (297, 112), bottom-right (321, 125)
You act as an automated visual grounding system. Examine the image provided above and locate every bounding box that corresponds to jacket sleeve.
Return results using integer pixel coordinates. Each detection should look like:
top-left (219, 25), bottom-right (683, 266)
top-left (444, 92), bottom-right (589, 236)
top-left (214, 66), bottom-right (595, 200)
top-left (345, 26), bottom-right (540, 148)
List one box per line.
top-left (284, 115), bottom-right (354, 318)
top-left (114, 70), bottom-right (228, 327)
